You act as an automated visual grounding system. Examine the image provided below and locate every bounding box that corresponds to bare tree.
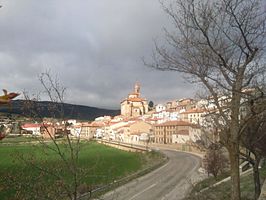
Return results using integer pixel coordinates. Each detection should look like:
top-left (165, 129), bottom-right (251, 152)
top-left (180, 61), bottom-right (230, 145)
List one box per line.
top-left (203, 143), bottom-right (228, 180)
top-left (149, 0), bottom-right (266, 199)
top-left (3, 72), bottom-right (91, 200)
top-left (240, 90), bottom-right (266, 199)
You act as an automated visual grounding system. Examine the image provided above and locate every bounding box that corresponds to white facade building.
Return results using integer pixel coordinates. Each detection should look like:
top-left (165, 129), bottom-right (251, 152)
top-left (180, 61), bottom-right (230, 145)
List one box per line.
top-left (21, 124), bottom-right (42, 135)
top-left (155, 104), bottom-right (166, 112)
top-left (172, 130), bottom-right (190, 144)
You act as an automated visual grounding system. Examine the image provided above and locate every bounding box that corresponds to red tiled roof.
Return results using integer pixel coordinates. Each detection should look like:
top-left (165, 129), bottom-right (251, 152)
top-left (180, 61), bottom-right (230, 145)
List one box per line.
top-left (22, 123), bottom-right (52, 129)
top-left (89, 121), bottom-right (106, 127)
top-left (121, 97), bottom-right (147, 103)
top-left (182, 108), bottom-right (206, 114)
top-left (113, 124), bottom-right (131, 130)
top-left (178, 102), bottom-right (190, 106)
top-left (155, 120), bottom-right (192, 127)
top-left (127, 97), bottom-right (146, 102)
top-left (22, 123), bottom-right (42, 128)
top-left (80, 122), bottom-right (91, 126)
top-left (130, 131), bottom-right (142, 135)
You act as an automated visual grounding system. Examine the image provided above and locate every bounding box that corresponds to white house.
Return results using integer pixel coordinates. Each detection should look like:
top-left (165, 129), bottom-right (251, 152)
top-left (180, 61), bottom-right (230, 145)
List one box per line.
top-left (21, 123), bottom-right (42, 136)
top-left (172, 130), bottom-right (190, 144)
top-left (152, 110), bottom-right (180, 124)
top-left (155, 104), bottom-right (166, 112)
top-left (70, 123), bottom-right (82, 137)
top-left (95, 116), bottom-right (112, 122)
top-left (189, 125), bottom-right (202, 142)
top-left (169, 111), bottom-right (180, 121)
top-left (181, 108), bottom-right (206, 125)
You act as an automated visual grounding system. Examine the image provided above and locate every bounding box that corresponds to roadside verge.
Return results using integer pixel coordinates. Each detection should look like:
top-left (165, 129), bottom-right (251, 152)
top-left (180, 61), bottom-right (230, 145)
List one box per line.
top-left (78, 142), bottom-right (169, 200)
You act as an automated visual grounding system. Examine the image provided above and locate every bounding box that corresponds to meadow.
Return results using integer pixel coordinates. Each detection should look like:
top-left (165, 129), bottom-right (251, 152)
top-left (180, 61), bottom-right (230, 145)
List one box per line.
top-left (0, 140), bottom-right (163, 199)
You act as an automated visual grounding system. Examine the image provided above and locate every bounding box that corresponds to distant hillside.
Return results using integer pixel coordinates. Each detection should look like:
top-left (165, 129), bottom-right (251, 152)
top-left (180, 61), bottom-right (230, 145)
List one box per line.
top-left (0, 100), bottom-right (120, 120)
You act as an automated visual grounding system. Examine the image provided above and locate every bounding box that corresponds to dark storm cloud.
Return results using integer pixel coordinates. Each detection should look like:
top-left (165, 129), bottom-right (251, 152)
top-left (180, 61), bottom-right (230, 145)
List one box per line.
top-left (0, 0), bottom-right (195, 109)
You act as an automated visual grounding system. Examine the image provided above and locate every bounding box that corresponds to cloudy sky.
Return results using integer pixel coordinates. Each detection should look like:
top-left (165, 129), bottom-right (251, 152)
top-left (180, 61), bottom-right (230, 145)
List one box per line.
top-left (0, 0), bottom-right (197, 109)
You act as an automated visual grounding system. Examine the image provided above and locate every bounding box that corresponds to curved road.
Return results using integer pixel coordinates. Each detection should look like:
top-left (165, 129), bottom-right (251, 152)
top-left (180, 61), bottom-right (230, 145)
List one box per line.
top-left (98, 150), bottom-right (202, 200)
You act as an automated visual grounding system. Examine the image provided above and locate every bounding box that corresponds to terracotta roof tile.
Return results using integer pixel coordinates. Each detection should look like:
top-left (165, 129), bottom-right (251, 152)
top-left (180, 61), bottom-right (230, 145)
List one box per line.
top-left (127, 97), bottom-right (146, 102)
top-left (155, 120), bottom-right (192, 127)
top-left (22, 123), bottom-right (42, 128)
top-left (182, 108), bottom-right (206, 114)
top-left (22, 123), bottom-right (51, 128)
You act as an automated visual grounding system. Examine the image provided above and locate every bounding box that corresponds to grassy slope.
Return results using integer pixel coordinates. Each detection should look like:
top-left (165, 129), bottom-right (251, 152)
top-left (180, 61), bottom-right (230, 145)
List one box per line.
top-left (0, 141), bottom-right (162, 199)
top-left (186, 164), bottom-right (266, 200)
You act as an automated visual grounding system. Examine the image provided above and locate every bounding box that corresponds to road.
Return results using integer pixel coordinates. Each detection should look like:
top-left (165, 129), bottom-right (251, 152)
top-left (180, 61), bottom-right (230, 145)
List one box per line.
top-left (98, 150), bottom-right (202, 200)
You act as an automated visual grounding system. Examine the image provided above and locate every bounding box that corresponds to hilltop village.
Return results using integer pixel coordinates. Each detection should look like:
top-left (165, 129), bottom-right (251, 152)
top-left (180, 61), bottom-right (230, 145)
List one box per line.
top-left (9, 83), bottom-right (214, 146)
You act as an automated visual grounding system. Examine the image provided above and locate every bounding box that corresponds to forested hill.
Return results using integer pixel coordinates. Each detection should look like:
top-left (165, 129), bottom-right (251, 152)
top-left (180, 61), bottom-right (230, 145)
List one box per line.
top-left (0, 100), bottom-right (120, 120)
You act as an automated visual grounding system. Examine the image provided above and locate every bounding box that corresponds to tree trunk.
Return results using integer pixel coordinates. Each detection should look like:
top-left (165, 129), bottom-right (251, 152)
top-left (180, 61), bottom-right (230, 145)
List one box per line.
top-left (253, 156), bottom-right (261, 200)
top-left (228, 144), bottom-right (241, 200)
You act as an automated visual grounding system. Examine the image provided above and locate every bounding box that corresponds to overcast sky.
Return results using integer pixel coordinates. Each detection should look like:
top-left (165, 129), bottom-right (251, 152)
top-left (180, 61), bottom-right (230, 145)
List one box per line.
top-left (0, 0), bottom-right (197, 109)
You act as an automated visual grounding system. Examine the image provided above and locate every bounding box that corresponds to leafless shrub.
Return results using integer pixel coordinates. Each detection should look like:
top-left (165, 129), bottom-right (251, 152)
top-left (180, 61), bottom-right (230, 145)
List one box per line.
top-left (203, 143), bottom-right (228, 179)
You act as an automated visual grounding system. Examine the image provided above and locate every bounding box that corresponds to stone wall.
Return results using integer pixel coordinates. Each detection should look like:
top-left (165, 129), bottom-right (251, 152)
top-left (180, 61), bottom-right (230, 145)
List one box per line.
top-left (98, 140), bottom-right (147, 153)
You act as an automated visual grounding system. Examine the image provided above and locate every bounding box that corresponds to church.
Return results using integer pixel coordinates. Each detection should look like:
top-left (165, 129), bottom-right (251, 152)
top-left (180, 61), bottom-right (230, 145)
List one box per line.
top-left (120, 83), bottom-right (148, 118)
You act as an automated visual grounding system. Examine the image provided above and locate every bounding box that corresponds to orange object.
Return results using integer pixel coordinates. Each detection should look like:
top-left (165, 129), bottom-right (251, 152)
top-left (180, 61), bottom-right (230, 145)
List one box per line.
top-left (0, 133), bottom-right (5, 140)
top-left (0, 89), bottom-right (20, 105)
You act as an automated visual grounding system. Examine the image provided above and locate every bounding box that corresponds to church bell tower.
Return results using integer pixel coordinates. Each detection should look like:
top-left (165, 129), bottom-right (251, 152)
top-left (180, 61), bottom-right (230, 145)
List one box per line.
top-left (134, 82), bottom-right (140, 97)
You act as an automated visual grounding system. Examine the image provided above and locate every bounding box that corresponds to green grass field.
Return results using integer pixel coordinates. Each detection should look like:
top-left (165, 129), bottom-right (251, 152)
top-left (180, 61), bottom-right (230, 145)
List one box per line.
top-left (0, 136), bottom-right (40, 143)
top-left (0, 140), bottom-right (163, 199)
